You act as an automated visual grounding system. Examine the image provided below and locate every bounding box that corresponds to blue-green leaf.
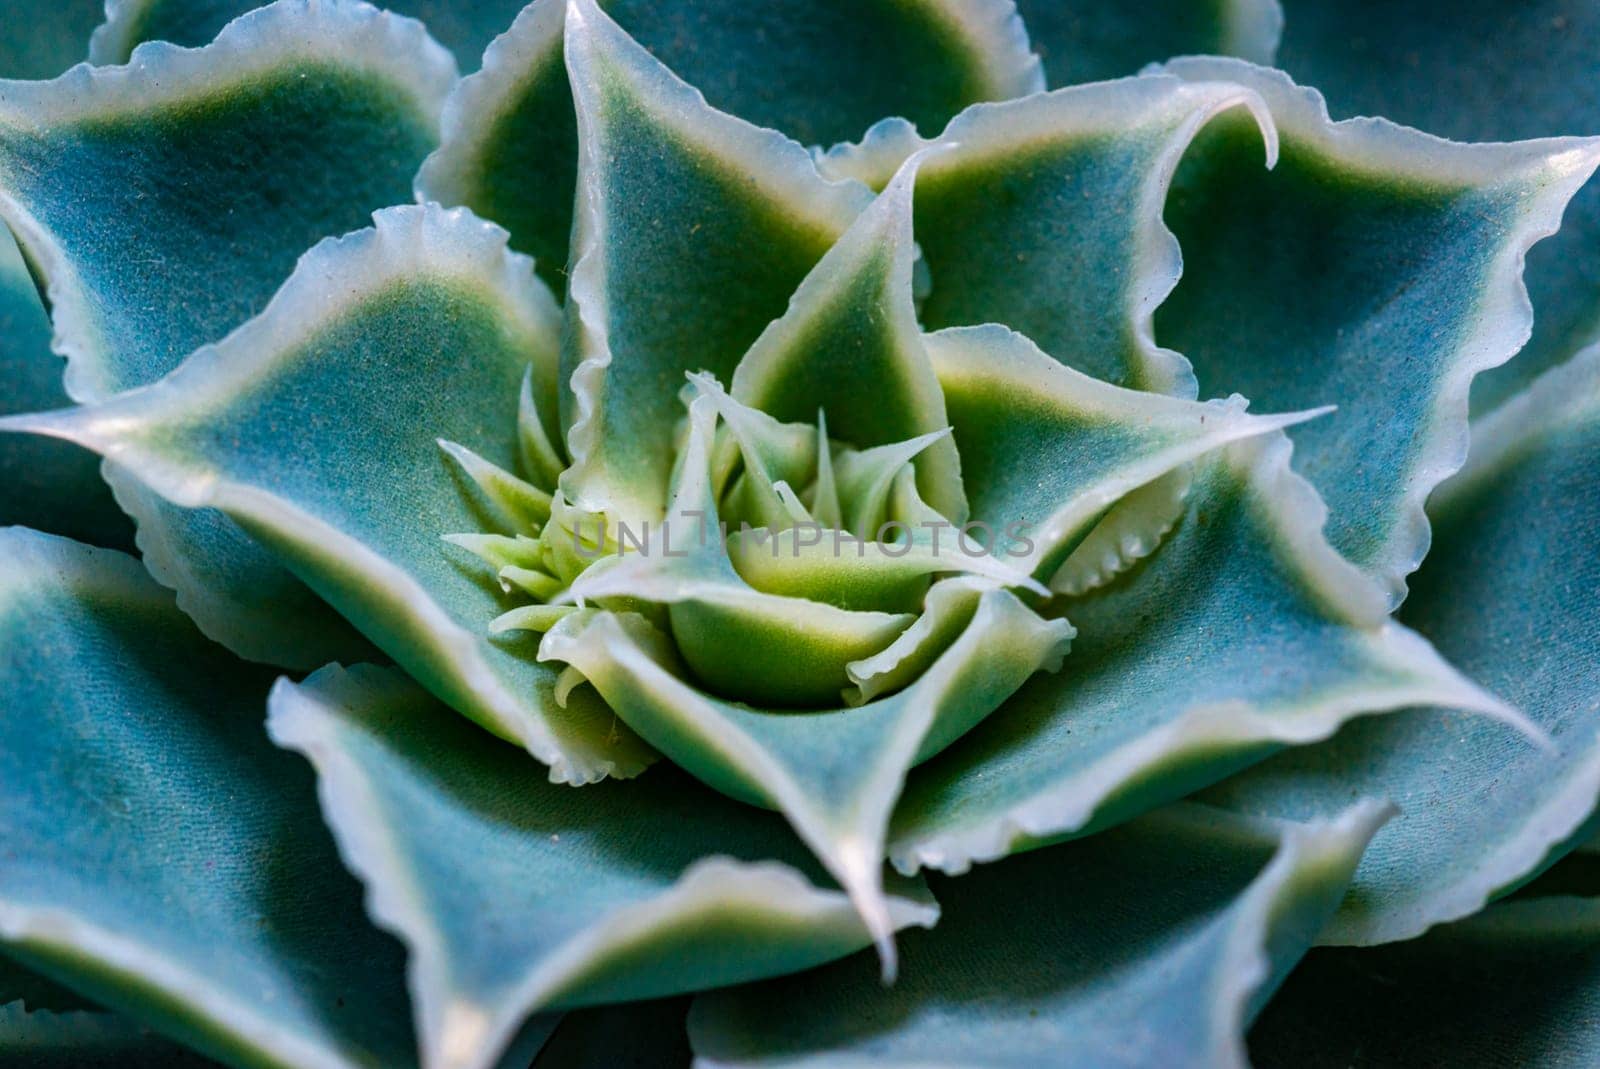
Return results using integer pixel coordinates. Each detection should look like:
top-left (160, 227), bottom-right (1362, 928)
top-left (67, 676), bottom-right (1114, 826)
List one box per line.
top-left (1016, 0), bottom-right (1281, 88)
top-left (1199, 342), bottom-right (1600, 944)
top-left (416, 0), bottom-right (576, 294)
top-left (0, 0), bottom-right (457, 667)
top-left (98, 464), bottom-right (379, 669)
top-left (1157, 59), bottom-right (1600, 605)
top-left (0, 0), bottom-right (452, 399)
top-left (542, 581), bottom-right (1065, 976)
top-left (418, 0), bottom-right (1039, 288)
top-left (0, 232), bottom-right (132, 551)
top-left (1274, 0), bottom-right (1600, 413)
top-left (2, 951), bottom-right (218, 1067)
top-left (600, 0), bottom-right (1041, 149)
top-left (541, 390), bottom-right (1065, 968)
top-left (1, 204), bottom-right (655, 784)
top-left (269, 664), bottom-right (936, 1069)
top-left (0, 0), bottom-right (135, 551)
top-left (928, 323), bottom-right (1323, 578)
top-left (911, 75), bottom-right (1274, 395)
top-left (0, 527), bottom-right (417, 1069)
top-left (1250, 896), bottom-right (1600, 1067)
top-left (95, 0), bottom-right (530, 70)
top-left (730, 153), bottom-right (964, 521)
top-left (691, 802), bottom-right (1386, 1069)
top-left (888, 433), bottom-right (1529, 877)
top-left (560, 0), bottom-right (873, 526)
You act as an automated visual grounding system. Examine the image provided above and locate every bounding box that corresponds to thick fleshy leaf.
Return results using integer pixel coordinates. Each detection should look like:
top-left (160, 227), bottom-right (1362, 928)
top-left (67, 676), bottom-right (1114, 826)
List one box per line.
top-left (541, 574), bottom-right (1071, 976)
top-left (0, 0), bottom-right (452, 399)
top-left (100, 464), bottom-right (380, 669)
top-left (0, 527), bottom-right (418, 1068)
top-left (601, 0), bottom-right (1041, 148)
top-left (1015, 0), bottom-right (1281, 88)
top-left (0, 233), bottom-right (132, 550)
top-left (730, 153), bottom-right (963, 521)
top-left (927, 324), bottom-right (1323, 578)
top-left (1250, 896), bottom-right (1600, 1068)
top-left (912, 75), bottom-right (1274, 395)
top-left (888, 433), bottom-right (1528, 877)
top-left (0, 0), bottom-right (134, 551)
top-left (1157, 59), bottom-right (1600, 605)
top-left (1199, 343), bottom-right (1600, 945)
top-left (691, 802), bottom-right (1386, 1069)
top-left (417, 0), bottom-right (1039, 288)
top-left (560, 0), bottom-right (875, 525)
top-left (269, 664), bottom-right (937, 1069)
top-left (1275, 0), bottom-right (1600, 412)
top-left (93, 0), bottom-right (530, 70)
top-left (0, 0), bottom-right (458, 667)
top-left (415, 0), bottom-right (576, 294)
top-left (1, 204), bottom-right (655, 784)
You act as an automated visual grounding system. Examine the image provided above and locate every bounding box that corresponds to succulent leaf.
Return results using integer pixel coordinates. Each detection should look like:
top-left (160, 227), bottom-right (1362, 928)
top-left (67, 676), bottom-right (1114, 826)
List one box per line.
top-left (560, 0), bottom-right (873, 527)
top-left (912, 75), bottom-right (1276, 395)
top-left (888, 433), bottom-right (1530, 877)
top-left (419, 0), bottom-right (1041, 290)
top-left (587, 0), bottom-right (1043, 149)
top-left (729, 152), bottom-right (965, 523)
top-left (929, 323), bottom-right (1323, 578)
top-left (0, 0), bottom-right (134, 552)
top-left (94, 0), bottom-right (530, 70)
top-left (1017, 0), bottom-right (1282, 88)
top-left (1198, 342), bottom-right (1600, 944)
top-left (268, 664), bottom-right (936, 1069)
top-left (0, 527), bottom-right (417, 1069)
top-left (1251, 895), bottom-right (1600, 1067)
top-left (1, 204), bottom-right (655, 783)
top-left (1158, 58), bottom-right (1600, 606)
top-left (416, 0), bottom-right (574, 292)
top-left (690, 801), bottom-right (1385, 1069)
top-left (2, 951), bottom-right (219, 1066)
top-left (0, 0), bottom-right (451, 399)
top-left (537, 388), bottom-right (1071, 959)
top-left (0, 0), bottom-right (456, 666)
top-left (0, 233), bottom-right (132, 549)
top-left (98, 464), bottom-right (381, 669)
top-left (1, 2), bottom-right (1597, 1064)
top-left (0, 955), bottom-right (96, 1016)
top-left (1274, 0), bottom-right (1600, 413)
top-left (0, 0), bottom-right (103, 79)
top-left (540, 572), bottom-right (1070, 975)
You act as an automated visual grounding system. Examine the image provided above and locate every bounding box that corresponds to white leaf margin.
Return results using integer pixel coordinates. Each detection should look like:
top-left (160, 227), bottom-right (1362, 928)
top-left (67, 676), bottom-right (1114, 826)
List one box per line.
top-left (1159, 57), bottom-right (1600, 608)
top-left (268, 663), bottom-right (938, 1069)
top-left (889, 432), bottom-right (1543, 877)
top-left (0, 0), bottom-right (458, 404)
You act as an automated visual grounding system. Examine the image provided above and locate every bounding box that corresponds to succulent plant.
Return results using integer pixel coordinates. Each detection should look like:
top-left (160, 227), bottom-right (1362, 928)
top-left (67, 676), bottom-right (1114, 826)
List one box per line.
top-left (2, 0), bottom-right (1599, 1066)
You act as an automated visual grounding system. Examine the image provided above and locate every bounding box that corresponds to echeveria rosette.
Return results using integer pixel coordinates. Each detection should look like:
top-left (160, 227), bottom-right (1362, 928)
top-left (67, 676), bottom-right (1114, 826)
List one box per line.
top-left (2, 0), bottom-right (1600, 1066)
